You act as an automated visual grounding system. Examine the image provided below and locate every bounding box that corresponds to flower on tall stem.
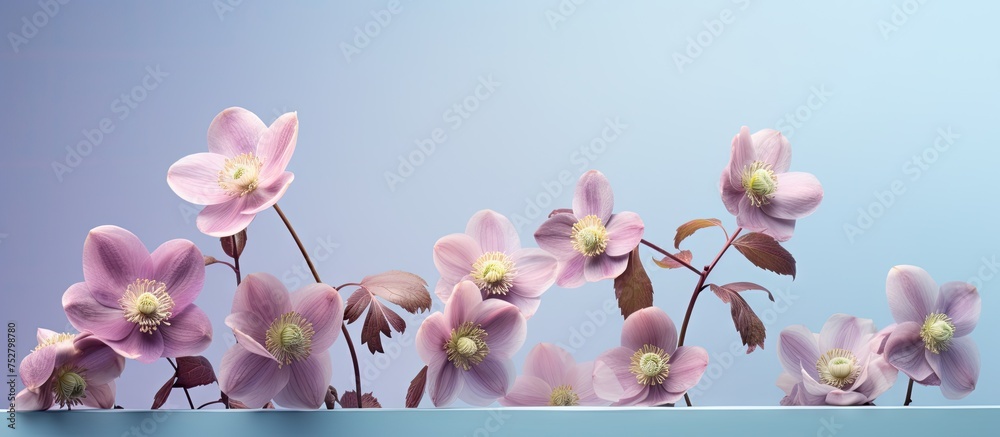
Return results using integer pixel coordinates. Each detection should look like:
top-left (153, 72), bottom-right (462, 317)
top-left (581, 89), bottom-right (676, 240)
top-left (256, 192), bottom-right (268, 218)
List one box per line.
top-left (881, 265), bottom-right (980, 399)
top-left (416, 281), bottom-right (527, 406)
top-left (534, 170), bottom-right (644, 288)
top-left (15, 329), bottom-right (125, 410)
top-left (499, 343), bottom-right (605, 406)
top-left (62, 226), bottom-right (213, 363)
top-left (720, 127), bottom-right (823, 242)
top-left (219, 273), bottom-right (344, 409)
top-left (434, 209), bottom-right (558, 318)
top-left (167, 107), bottom-right (298, 237)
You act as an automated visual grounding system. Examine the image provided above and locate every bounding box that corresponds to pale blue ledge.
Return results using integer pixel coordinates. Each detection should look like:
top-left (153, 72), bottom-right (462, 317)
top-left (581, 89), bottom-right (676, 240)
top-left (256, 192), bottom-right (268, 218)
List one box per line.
top-left (12, 407), bottom-right (998, 437)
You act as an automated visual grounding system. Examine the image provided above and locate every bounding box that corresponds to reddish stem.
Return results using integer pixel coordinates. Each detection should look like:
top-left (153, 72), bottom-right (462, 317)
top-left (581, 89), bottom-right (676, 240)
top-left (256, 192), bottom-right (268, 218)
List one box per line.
top-left (639, 239), bottom-right (701, 275)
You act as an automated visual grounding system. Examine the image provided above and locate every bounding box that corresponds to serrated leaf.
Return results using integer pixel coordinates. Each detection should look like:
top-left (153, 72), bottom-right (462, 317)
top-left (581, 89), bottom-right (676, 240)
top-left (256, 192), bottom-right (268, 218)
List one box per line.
top-left (221, 229), bottom-right (247, 258)
top-left (344, 289), bottom-right (372, 324)
top-left (652, 250), bottom-right (693, 269)
top-left (173, 356), bottom-right (217, 389)
top-left (359, 270), bottom-right (431, 314)
top-left (613, 246), bottom-right (654, 319)
top-left (405, 366), bottom-right (428, 408)
top-left (709, 284), bottom-right (767, 353)
top-left (359, 298), bottom-right (407, 354)
top-left (674, 218), bottom-right (726, 249)
top-left (345, 277), bottom-right (413, 354)
top-left (719, 282), bottom-right (775, 302)
top-left (732, 232), bottom-right (796, 278)
top-left (151, 375), bottom-right (176, 409)
top-left (341, 391), bottom-right (382, 408)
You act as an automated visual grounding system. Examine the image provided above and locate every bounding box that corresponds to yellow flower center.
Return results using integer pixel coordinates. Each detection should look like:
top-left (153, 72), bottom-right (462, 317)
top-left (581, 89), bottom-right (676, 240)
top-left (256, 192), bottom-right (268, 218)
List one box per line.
top-left (816, 348), bottom-right (860, 389)
top-left (920, 313), bottom-right (956, 354)
top-left (265, 312), bottom-right (315, 367)
top-left (571, 215), bottom-right (609, 257)
top-left (32, 333), bottom-right (75, 352)
top-left (119, 279), bottom-right (174, 334)
top-left (549, 385), bottom-right (580, 406)
top-left (218, 152), bottom-right (263, 197)
top-left (53, 369), bottom-right (87, 408)
top-left (741, 160), bottom-right (778, 207)
top-left (471, 252), bottom-right (517, 296)
top-left (445, 322), bottom-right (489, 371)
top-left (629, 345), bottom-right (670, 386)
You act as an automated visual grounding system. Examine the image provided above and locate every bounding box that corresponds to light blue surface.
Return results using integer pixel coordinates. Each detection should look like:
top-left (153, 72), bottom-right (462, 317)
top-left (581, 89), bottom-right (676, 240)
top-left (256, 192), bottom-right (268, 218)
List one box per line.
top-left (1, 0), bottom-right (997, 419)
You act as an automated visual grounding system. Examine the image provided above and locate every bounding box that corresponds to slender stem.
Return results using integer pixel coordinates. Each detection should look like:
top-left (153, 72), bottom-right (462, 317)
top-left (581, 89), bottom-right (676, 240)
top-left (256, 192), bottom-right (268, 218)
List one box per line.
top-left (233, 247), bottom-right (242, 285)
top-left (273, 203), bottom-right (364, 408)
top-left (335, 282), bottom-right (362, 291)
top-left (197, 399), bottom-right (225, 410)
top-left (639, 239), bottom-right (701, 275)
top-left (904, 378), bottom-right (915, 406)
top-left (166, 358), bottom-right (195, 409)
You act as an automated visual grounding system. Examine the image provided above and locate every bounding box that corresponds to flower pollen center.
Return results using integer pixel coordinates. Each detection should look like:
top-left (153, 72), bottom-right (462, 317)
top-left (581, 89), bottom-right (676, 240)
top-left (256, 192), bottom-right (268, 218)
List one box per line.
top-left (741, 160), bottom-right (778, 207)
top-left (920, 313), bottom-right (956, 354)
top-left (265, 311), bottom-right (315, 367)
top-left (119, 279), bottom-right (174, 334)
top-left (54, 369), bottom-right (87, 408)
top-left (629, 345), bottom-right (670, 386)
top-left (445, 322), bottom-right (489, 371)
top-left (549, 385), bottom-right (580, 406)
top-left (33, 333), bottom-right (75, 352)
top-left (471, 252), bottom-right (517, 296)
top-left (571, 215), bottom-right (609, 257)
top-left (218, 152), bottom-right (263, 197)
top-left (816, 348), bottom-right (860, 389)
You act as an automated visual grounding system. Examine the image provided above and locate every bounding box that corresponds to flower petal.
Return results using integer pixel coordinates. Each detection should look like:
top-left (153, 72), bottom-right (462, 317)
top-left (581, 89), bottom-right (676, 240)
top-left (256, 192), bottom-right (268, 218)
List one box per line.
top-left (160, 306), bottom-right (213, 358)
top-left (290, 283), bottom-right (344, 352)
top-left (736, 198), bottom-right (797, 242)
top-left (103, 326), bottom-right (165, 364)
top-left (232, 273), bottom-right (293, 326)
top-left (853, 356), bottom-right (898, 402)
top-left (935, 281), bottom-right (980, 337)
top-left (219, 344), bottom-right (289, 409)
top-left (82, 225), bottom-right (151, 308)
top-left (534, 213), bottom-right (579, 260)
top-left (433, 234), bottom-right (481, 289)
top-left (523, 343), bottom-right (574, 388)
top-left (727, 126), bottom-right (754, 189)
top-left (886, 265), bottom-right (938, 324)
top-left (428, 361), bottom-right (463, 407)
top-left (473, 299), bottom-right (527, 359)
top-left (445, 281), bottom-right (484, 328)
top-left (583, 253), bottom-right (629, 283)
top-left (167, 153), bottom-right (232, 205)
top-left (149, 239), bottom-right (205, 313)
top-left (72, 335), bottom-right (126, 386)
top-left (19, 346), bottom-right (56, 390)
top-left (641, 384), bottom-right (685, 407)
top-left (509, 248), bottom-right (557, 299)
top-left (257, 112), bottom-right (299, 181)
top-left (761, 172), bottom-right (823, 220)
top-left (621, 307), bottom-right (678, 355)
top-left (818, 314), bottom-right (875, 356)
top-left (463, 357), bottom-right (516, 405)
top-left (593, 347), bottom-right (644, 403)
top-left (226, 312), bottom-right (276, 361)
top-left (207, 107), bottom-right (266, 157)
top-left (15, 387), bottom-right (53, 411)
top-left (750, 129), bottom-right (791, 173)
top-left (466, 209), bottom-right (520, 253)
top-left (720, 169), bottom-right (744, 216)
top-left (569, 361), bottom-right (605, 406)
top-left (603, 212), bottom-right (644, 257)
top-left (196, 201), bottom-right (256, 238)
top-left (499, 375), bottom-right (552, 406)
top-left (825, 389), bottom-right (868, 406)
top-left (927, 336), bottom-right (979, 399)
top-left (555, 254), bottom-right (587, 288)
top-left (572, 170), bottom-right (614, 222)
top-left (800, 368), bottom-right (835, 397)
top-left (273, 353), bottom-right (331, 409)
top-left (82, 381), bottom-right (116, 409)
top-left (240, 171), bottom-right (294, 215)
top-left (492, 292), bottom-right (542, 320)
top-left (661, 346), bottom-right (708, 394)
top-left (415, 313), bottom-right (451, 365)
top-left (778, 325), bottom-right (821, 380)
top-left (63, 282), bottom-right (134, 342)
top-left (883, 321), bottom-right (935, 382)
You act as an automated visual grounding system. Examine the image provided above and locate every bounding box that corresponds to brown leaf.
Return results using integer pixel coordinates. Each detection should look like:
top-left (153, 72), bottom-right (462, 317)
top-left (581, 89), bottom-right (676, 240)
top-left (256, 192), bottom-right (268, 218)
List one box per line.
top-left (718, 282), bottom-right (775, 302)
top-left (173, 356), bottom-right (217, 389)
top-left (325, 386), bottom-right (339, 409)
top-left (220, 229), bottom-right (248, 259)
top-left (652, 250), bottom-right (693, 269)
top-left (151, 376), bottom-right (176, 409)
top-left (359, 270), bottom-right (431, 314)
top-left (613, 246), bottom-right (654, 319)
top-left (732, 232), bottom-right (796, 278)
top-left (674, 218), bottom-right (726, 249)
top-left (340, 391), bottom-right (382, 408)
top-left (360, 299), bottom-right (406, 354)
top-left (344, 289), bottom-right (372, 324)
top-left (709, 284), bottom-right (767, 353)
top-left (405, 366), bottom-right (428, 408)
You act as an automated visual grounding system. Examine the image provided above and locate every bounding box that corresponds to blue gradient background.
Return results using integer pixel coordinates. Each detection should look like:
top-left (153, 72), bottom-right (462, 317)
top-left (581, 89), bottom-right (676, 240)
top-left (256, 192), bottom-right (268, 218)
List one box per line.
top-left (1, 1), bottom-right (997, 411)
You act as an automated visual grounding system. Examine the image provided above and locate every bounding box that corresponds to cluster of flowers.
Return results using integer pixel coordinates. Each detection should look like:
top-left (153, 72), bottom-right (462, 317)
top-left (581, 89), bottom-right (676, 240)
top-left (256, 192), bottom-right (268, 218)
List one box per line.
top-left (16, 109), bottom-right (979, 411)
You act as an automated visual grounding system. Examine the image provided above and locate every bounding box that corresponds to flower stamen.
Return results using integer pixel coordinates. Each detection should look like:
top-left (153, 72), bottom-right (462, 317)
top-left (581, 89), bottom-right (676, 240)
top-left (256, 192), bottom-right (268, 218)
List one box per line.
top-left (53, 368), bottom-right (87, 408)
top-left (33, 333), bottom-right (75, 352)
top-left (119, 279), bottom-right (174, 334)
top-left (629, 344), bottom-right (670, 386)
top-left (218, 153), bottom-right (263, 197)
top-left (920, 313), bottom-right (956, 354)
top-left (445, 322), bottom-right (489, 371)
top-left (571, 215), bottom-right (609, 257)
top-left (549, 385), bottom-right (580, 406)
top-left (816, 348), bottom-right (860, 389)
top-left (265, 311), bottom-right (315, 367)
top-left (471, 252), bottom-right (517, 296)
top-left (741, 160), bottom-right (778, 207)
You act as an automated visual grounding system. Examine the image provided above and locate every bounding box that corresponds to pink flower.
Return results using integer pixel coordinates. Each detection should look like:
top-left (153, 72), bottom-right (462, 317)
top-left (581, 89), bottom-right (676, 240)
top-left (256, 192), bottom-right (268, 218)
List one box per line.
top-left (499, 343), bottom-right (605, 406)
top-left (720, 127), bottom-right (823, 242)
top-left (776, 314), bottom-right (898, 406)
top-left (218, 273), bottom-right (344, 409)
top-left (534, 170), bottom-right (645, 288)
top-left (433, 210), bottom-right (558, 318)
top-left (592, 307), bottom-right (707, 406)
top-left (62, 226), bottom-right (213, 364)
top-left (416, 281), bottom-right (527, 406)
top-left (881, 265), bottom-right (980, 399)
top-left (15, 329), bottom-right (125, 410)
top-left (167, 107), bottom-right (298, 237)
